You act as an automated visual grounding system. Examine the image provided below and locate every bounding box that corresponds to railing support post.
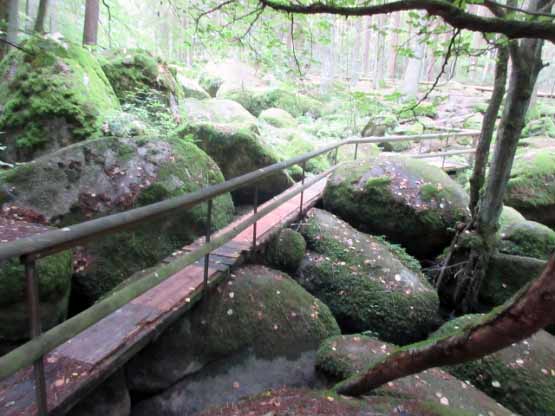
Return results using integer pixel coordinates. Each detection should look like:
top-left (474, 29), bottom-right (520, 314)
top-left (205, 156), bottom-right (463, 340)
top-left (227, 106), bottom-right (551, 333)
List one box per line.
top-left (353, 143), bottom-right (359, 160)
top-left (252, 185), bottom-right (259, 250)
top-left (22, 255), bottom-right (48, 416)
top-left (203, 199), bottom-right (213, 293)
top-left (299, 162), bottom-right (306, 216)
top-left (334, 147), bottom-right (339, 165)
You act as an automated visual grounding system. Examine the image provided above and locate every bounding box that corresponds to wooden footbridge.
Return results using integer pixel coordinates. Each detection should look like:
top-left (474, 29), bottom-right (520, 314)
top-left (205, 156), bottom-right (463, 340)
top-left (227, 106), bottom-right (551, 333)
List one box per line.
top-left (0, 131), bottom-right (478, 415)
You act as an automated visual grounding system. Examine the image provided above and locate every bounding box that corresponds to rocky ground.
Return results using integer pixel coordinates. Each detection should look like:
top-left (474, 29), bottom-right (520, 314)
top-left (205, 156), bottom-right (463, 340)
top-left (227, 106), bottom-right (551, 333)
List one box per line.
top-left (1, 36), bottom-right (554, 416)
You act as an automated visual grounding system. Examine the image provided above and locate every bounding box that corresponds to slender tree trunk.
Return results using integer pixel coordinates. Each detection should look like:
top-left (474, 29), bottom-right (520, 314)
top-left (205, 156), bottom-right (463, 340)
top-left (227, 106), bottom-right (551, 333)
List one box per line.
top-left (362, 16), bottom-right (371, 76)
top-left (402, 40), bottom-right (424, 98)
top-left (33, 0), bottom-right (48, 33)
top-left (336, 255), bottom-right (555, 396)
top-left (468, 46), bottom-right (509, 213)
top-left (83, 0), bottom-right (99, 45)
top-left (0, 0), bottom-right (9, 59)
top-left (387, 12), bottom-right (401, 79)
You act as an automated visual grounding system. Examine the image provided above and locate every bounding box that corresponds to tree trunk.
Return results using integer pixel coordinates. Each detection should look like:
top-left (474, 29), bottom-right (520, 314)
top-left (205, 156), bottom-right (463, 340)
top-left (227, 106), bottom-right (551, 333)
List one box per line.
top-left (468, 45), bottom-right (509, 214)
top-left (33, 0), bottom-right (48, 33)
top-left (362, 16), bottom-right (371, 76)
top-left (336, 255), bottom-right (555, 396)
top-left (387, 12), bottom-right (401, 79)
top-left (83, 0), bottom-right (99, 45)
top-left (402, 40), bottom-right (424, 98)
top-left (0, 0), bottom-right (8, 59)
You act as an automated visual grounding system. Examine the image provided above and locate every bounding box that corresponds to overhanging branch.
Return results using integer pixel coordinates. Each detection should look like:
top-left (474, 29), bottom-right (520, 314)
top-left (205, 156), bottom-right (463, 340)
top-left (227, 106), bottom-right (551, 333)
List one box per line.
top-left (258, 0), bottom-right (555, 43)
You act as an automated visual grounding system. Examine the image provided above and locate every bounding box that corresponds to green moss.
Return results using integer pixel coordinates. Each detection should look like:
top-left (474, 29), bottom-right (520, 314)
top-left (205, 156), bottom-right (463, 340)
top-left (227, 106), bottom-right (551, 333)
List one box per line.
top-left (522, 116), bottom-right (555, 138)
top-left (0, 251), bottom-right (72, 343)
top-left (499, 220), bottom-right (555, 260)
top-left (323, 156), bottom-right (469, 258)
top-left (0, 36), bottom-right (120, 161)
top-left (299, 209), bottom-right (439, 344)
top-left (265, 228), bottom-right (306, 272)
top-left (197, 266), bottom-right (340, 359)
top-left (433, 314), bottom-right (555, 415)
top-left (259, 108), bottom-right (297, 128)
top-left (220, 87), bottom-right (322, 117)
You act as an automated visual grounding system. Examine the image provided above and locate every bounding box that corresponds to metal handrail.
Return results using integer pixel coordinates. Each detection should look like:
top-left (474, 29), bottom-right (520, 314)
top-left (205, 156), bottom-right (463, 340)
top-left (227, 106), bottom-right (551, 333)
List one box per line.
top-left (0, 131), bottom-right (477, 262)
top-left (0, 129), bottom-right (479, 414)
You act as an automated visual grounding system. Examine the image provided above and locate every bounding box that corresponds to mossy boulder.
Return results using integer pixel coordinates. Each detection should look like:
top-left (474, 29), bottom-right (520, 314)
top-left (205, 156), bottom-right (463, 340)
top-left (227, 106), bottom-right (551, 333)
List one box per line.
top-left (176, 123), bottom-right (293, 204)
top-left (0, 36), bottom-right (120, 162)
top-left (218, 87), bottom-right (322, 118)
top-left (101, 49), bottom-right (182, 118)
top-left (297, 208), bottom-right (440, 344)
top-left (433, 314), bottom-right (555, 415)
top-left (259, 107), bottom-right (298, 128)
top-left (314, 334), bottom-right (513, 416)
top-left (265, 228), bottom-right (306, 272)
top-left (323, 155), bottom-right (470, 258)
top-left (522, 116), bottom-right (555, 138)
top-left (174, 73), bottom-right (210, 100)
top-left (127, 265), bottom-right (340, 396)
top-left (504, 148), bottom-right (555, 227)
top-left (0, 216), bottom-right (72, 352)
top-left (260, 126), bottom-right (330, 179)
top-left (179, 98), bottom-right (257, 128)
top-left (361, 114), bottom-right (398, 137)
top-left (103, 111), bottom-right (149, 137)
top-left (499, 219), bottom-right (555, 260)
top-left (481, 254), bottom-right (546, 306)
top-left (0, 136), bottom-right (234, 302)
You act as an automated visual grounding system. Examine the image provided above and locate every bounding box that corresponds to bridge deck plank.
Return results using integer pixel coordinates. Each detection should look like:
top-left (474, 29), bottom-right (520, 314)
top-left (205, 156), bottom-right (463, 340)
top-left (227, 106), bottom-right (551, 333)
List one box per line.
top-left (0, 178), bottom-right (326, 416)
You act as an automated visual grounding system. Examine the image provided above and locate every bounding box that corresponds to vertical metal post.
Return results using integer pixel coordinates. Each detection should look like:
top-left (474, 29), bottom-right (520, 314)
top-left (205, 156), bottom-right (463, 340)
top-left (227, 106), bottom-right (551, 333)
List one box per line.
top-left (442, 155), bottom-right (447, 169)
top-left (203, 199), bottom-right (213, 293)
top-left (252, 185), bottom-right (259, 250)
top-left (23, 256), bottom-right (48, 416)
top-left (354, 143), bottom-right (359, 160)
top-left (299, 162), bottom-right (306, 216)
top-left (334, 147), bottom-right (339, 165)
top-left (418, 140), bottom-right (423, 155)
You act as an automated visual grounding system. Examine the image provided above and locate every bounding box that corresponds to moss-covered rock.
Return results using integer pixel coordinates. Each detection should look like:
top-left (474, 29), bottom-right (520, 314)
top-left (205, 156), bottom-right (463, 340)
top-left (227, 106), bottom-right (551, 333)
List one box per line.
top-left (433, 314), bottom-right (555, 415)
top-left (175, 123), bottom-right (293, 204)
top-left (361, 114), bottom-right (398, 137)
top-left (0, 216), bottom-right (72, 352)
top-left (498, 205), bottom-right (525, 229)
top-left (101, 49), bottom-right (182, 117)
top-left (504, 148), bottom-right (555, 227)
top-left (259, 126), bottom-right (330, 179)
top-left (0, 136), bottom-right (234, 302)
top-left (323, 155), bottom-right (470, 258)
top-left (297, 209), bottom-right (440, 344)
top-left (0, 36), bottom-right (120, 162)
top-left (314, 334), bottom-right (513, 416)
top-left (174, 72), bottom-right (210, 100)
top-left (481, 253), bottom-right (546, 306)
top-left (218, 87), bottom-right (322, 118)
top-left (103, 111), bottom-right (149, 137)
top-left (499, 219), bottom-right (555, 260)
top-left (522, 116), bottom-right (555, 138)
top-left (126, 264), bottom-right (340, 393)
top-left (259, 107), bottom-right (298, 128)
top-left (179, 97), bottom-right (257, 128)
top-left (265, 228), bottom-right (306, 272)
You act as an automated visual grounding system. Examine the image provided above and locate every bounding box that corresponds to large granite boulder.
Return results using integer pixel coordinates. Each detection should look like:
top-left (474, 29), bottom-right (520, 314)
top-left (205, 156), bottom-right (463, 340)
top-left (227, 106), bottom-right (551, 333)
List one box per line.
top-left (128, 265), bottom-right (339, 414)
top-left (297, 209), bottom-right (441, 344)
top-left (0, 136), bottom-right (234, 302)
top-left (313, 334), bottom-right (514, 416)
top-left (323, 155), bottom-right (470, 258)
top-left (434, 314), bottom-right (555, 415)
top-left (259, 107), bottom-right (298, 128)
top-left (175, 121), bottom-right (293, 204)
top-left (101, 49), bottom-right (182, 119)
top-left (0, 36), bottom-right (120, 162)
top-left (504, 148), bottom-right (555, 228)
top-left (179, 97), bottom-right (257, 128)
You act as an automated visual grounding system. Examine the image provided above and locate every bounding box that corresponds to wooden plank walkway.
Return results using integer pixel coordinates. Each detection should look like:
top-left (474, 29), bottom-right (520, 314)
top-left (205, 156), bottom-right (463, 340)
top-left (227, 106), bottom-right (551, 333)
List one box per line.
top-left (0, 178), bottom-right (327, 416)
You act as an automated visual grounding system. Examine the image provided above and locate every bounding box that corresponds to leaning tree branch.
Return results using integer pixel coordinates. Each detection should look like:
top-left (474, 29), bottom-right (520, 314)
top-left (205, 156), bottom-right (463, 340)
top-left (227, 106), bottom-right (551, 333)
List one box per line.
top-left (257, 0), bottom-right (555, 43)
top-left (484, 0), bottom-right (555, 17)
top-left (335, 254), bottom-right (555, 396)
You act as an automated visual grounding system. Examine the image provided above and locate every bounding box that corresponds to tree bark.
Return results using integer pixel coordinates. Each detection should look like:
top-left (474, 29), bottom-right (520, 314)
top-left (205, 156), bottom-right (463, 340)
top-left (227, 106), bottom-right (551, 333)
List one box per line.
top-left (468, 45), bottom-right (509, 214)
top-left (83, 0), bottom-right (99, 45)
top-left (402, 36), bottom-right (424, 98)
top-left (387, 12), bottom-right (401, 79)
top-left (33, 0), bottom-right (48, 33)
top-left (335, 254), bottom-right (555, 396)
